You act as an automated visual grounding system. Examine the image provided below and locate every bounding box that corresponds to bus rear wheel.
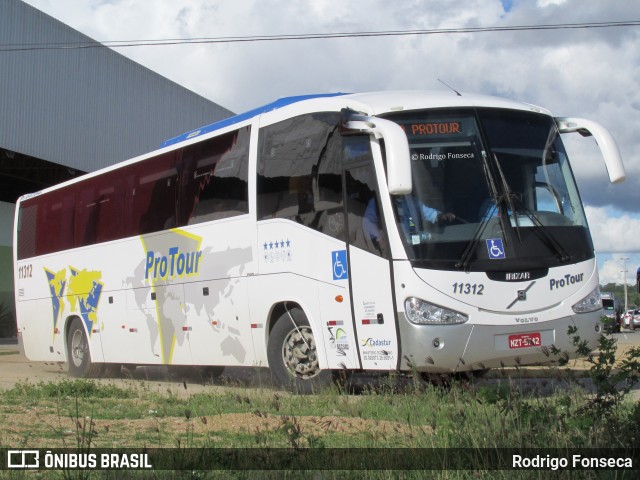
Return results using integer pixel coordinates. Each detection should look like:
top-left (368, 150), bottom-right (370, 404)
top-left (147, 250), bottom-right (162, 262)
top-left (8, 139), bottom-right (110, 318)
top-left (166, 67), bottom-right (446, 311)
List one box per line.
top-left (67, 318), bottom-right (104, 378)
top-left (267, 307), bottom-right (331, 393)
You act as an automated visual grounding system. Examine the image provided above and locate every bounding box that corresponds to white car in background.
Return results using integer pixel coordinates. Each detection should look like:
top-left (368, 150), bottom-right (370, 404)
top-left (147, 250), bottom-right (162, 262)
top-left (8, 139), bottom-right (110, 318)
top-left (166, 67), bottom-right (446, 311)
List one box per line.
top-left (623, 310), bottom-right (635, 329)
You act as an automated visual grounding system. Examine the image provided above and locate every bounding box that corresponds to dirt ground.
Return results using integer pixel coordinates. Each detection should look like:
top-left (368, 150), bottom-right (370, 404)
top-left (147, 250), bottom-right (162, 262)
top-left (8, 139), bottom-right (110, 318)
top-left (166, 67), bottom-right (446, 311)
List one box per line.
top-left (1, 334), bottom-right (638, 475)
top-left (1, 404), bottom-right (427, 448)
top-left (1, 330), bottom-right (640, 395)
top-left (0, 340), bottom-right (433, 447)
top-left (0, 328), bottom-right (638, 446)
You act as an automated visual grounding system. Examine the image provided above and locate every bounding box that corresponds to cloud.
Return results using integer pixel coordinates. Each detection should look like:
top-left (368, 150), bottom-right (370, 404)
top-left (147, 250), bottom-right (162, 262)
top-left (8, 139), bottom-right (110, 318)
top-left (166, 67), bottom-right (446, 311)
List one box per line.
top-left (586, 206), bottom-right (640, 253)
top-left (596, 253), bottom-right (639, 286)
top-left (537, 0), bottom-right (567, 6)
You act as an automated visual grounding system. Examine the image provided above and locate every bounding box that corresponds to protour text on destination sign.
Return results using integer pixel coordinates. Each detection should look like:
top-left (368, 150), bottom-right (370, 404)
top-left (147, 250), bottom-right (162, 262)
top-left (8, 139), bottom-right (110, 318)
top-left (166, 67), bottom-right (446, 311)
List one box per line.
top-left (409, 122), bottom-right (462, 135)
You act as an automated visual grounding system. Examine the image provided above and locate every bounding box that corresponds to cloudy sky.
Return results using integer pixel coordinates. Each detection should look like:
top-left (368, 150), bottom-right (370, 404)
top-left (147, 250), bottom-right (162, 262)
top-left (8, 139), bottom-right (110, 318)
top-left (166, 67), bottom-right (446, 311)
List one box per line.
top-left (21, 0), bottom-right (640, 285)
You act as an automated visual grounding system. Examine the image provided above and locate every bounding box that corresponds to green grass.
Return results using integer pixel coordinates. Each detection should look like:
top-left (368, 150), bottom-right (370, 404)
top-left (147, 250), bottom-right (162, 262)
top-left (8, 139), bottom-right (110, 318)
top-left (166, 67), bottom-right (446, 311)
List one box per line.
top-left (0, 364), bottom-right (638, 478)
top-left (0, 376), bottom-right (638, 448)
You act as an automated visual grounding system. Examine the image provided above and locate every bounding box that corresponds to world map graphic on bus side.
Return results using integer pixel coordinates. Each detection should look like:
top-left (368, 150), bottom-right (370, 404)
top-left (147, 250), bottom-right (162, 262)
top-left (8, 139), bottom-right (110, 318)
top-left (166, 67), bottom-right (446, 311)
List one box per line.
top-left (45, 267), bottom-right (104, 337)
top-left (134, 229), bottom-right (253, 366)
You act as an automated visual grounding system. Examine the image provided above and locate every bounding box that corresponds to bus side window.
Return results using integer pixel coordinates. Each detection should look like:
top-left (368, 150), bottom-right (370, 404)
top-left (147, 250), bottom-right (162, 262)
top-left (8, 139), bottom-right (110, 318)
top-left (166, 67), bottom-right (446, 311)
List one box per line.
top-left (257, 112), bottom-right (344, 240)
top-left (38, 188), bottom-right (76, 256)
top-left (75, 171), bottom-right (124, 246)
top-left (180, 127), bottom-right (250, 225)
top-left (123, 152), bottom-right (179, 236)
top-left (17, 188), bottom-right (70, 260)
top-left (16, 201), bottom-right (38, 260)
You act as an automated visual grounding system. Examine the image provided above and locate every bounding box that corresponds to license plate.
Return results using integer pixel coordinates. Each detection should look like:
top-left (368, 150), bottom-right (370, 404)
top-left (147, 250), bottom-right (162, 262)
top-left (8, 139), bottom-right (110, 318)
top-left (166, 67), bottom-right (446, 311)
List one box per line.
top-left (508, 332), bottom-right (541, 349)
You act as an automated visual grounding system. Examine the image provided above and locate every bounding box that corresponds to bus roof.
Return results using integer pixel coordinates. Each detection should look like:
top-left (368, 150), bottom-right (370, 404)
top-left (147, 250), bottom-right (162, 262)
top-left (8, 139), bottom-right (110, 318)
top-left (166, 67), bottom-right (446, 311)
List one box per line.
top-left (161, 92), bottom-right (349, 147)
top-left (17, 90), bottom-right (550, 203)
top-left (161, 90), bottom-right (549, 148)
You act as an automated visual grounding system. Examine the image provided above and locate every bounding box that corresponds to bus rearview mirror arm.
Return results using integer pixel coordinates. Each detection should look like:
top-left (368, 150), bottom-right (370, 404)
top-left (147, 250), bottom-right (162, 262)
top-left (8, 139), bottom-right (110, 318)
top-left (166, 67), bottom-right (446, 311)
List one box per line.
top-left (342, 112), bottom-right (412, 195)
top-left (555, 117), bottom-right (626, 184)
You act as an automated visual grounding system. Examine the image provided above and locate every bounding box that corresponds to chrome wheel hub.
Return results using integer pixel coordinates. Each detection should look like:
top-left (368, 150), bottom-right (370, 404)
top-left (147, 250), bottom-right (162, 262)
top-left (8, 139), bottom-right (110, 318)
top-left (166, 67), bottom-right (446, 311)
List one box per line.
top-left (282, 326), bottom-right (320, 379)
top-left (70, 330), bottom-right (86, 367)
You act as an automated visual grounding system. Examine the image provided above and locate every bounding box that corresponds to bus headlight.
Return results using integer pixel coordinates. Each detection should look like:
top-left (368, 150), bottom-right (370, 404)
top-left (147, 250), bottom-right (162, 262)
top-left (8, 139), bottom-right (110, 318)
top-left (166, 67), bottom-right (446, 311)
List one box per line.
top-left (571, 287), bottom-right (602, 314)
top-left (404, 297), bottom-right (468, 325)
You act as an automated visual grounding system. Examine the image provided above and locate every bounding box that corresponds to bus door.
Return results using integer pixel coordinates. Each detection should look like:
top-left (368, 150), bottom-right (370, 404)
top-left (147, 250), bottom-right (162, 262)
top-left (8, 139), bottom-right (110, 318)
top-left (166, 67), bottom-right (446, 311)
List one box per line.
top-left (342, 153), bottom-right (399, 370)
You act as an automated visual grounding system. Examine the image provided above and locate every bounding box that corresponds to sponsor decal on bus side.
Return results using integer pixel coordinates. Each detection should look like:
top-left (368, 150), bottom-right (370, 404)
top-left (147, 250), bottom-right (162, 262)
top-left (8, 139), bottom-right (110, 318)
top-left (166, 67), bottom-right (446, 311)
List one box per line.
top-left (360, 338), bottom-right (394, 362)
top-left (361, 338), bottom-right (392, 348)
top-left (328, 326), bottom-right (350, 356)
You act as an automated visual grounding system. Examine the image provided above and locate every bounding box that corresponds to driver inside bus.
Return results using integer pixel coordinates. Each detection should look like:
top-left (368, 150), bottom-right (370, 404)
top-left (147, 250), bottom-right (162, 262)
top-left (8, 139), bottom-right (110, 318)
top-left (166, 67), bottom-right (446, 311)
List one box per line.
top-left (364, 196), bottom-right (455, 248)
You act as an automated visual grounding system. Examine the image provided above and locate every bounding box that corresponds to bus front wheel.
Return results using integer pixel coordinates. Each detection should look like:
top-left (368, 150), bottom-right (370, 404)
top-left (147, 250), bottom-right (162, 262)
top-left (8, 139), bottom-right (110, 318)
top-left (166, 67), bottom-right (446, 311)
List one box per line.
top-left (67, 318), bottom-right (104, 378)
top-left (267, 307), bottom-right (331, 393)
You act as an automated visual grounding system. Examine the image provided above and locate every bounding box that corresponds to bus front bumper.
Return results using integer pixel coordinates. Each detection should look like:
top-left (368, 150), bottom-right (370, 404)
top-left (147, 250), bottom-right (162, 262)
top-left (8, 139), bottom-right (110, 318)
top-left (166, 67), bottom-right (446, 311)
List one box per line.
top-left (397, 310), bottom-right (603, 373)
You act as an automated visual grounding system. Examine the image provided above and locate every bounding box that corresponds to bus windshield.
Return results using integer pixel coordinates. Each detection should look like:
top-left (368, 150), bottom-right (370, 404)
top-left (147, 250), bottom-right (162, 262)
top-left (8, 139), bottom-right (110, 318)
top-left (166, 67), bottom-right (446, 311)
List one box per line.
top-left (384, 108), bottom-right (593, 271)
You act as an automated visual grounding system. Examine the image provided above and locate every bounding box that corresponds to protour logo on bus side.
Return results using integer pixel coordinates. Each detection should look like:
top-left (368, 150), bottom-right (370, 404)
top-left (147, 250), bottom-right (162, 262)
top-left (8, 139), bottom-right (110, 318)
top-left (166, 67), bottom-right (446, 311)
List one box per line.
top-left (138, 229), bottom-right (204, 367)
top-left (142, 229), bottom-right (204, 283)
top-left (144, 247), bottom-right (203, 282)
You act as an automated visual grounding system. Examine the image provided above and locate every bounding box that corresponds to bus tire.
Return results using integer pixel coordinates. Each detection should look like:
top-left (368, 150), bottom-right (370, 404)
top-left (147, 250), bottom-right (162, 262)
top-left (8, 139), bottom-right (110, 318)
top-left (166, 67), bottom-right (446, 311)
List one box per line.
top-left (67, 318), bottom-right (103, 378)
top-left (267, 307), bottom-right (331, 393)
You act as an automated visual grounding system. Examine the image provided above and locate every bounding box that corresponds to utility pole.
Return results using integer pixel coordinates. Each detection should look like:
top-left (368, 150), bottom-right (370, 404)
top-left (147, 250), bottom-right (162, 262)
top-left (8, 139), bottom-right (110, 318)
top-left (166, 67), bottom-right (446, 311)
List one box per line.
top-left (621, 256), bottom-right (630, 314)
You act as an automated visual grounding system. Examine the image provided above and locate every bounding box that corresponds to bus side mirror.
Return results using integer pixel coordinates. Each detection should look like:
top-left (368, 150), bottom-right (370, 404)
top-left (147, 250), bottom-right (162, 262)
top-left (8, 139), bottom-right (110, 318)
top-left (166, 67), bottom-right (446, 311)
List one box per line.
top-left (342, 112), bottom-right (412, 195)
top-left (555, 117), bottom-right (626, 184)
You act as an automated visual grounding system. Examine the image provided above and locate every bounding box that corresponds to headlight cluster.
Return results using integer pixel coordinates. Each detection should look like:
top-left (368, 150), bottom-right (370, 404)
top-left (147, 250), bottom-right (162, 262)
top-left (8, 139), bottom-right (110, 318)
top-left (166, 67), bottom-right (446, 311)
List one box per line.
top-left (404, 297), bottom-right (468, 325)
top-left (571, 287), bottom-right (602, 314)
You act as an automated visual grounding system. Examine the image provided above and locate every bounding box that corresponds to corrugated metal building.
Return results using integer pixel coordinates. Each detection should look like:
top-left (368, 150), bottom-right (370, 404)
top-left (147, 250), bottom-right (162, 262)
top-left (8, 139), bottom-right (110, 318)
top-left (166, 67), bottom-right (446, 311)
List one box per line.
top-left (0, 0), bottom-right (234, 330)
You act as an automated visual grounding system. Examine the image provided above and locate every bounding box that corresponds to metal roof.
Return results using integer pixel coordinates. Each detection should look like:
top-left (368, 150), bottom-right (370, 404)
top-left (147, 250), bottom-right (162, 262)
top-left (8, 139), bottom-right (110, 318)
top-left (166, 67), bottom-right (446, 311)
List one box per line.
top-left (0, 0), bottom-right (233, 172)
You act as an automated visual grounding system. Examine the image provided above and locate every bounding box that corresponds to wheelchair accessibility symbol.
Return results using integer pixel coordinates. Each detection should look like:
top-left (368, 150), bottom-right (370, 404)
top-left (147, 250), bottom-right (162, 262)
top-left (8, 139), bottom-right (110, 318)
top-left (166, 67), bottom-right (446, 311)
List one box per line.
top-left (332, 250), bottom-right (348, 280)
top-left (486, 238), bottom-right (506, 260)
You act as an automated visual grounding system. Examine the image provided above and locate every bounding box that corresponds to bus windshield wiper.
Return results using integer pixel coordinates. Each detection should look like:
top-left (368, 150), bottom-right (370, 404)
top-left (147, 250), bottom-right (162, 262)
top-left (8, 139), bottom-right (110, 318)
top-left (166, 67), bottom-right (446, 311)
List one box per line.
top-left (455, 200), bottom-right (497, 270)
top-left (492, 153), bottom-right (571, 263)
top-left (455, 150), bottom-right (508, 271)
top-left (492, 153), bottom-right (522, 242)
top-left (510, 196), bottom-right (571, 263)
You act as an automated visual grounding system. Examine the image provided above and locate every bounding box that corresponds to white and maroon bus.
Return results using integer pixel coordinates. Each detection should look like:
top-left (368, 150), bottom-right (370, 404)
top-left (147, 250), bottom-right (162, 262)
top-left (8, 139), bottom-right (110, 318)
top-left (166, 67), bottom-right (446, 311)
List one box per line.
top-left (13, 91), bottom-right (624, 391)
